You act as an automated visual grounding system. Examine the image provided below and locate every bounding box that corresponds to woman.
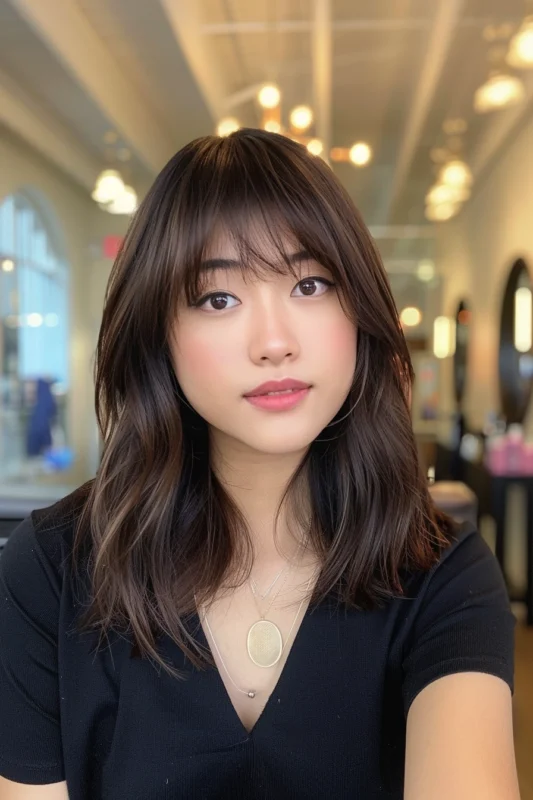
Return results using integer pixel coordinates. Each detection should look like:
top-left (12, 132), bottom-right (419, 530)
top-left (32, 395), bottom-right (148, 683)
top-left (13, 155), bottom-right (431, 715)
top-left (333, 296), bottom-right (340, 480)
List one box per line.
top-left (0, 130), bottom-right (520, 799)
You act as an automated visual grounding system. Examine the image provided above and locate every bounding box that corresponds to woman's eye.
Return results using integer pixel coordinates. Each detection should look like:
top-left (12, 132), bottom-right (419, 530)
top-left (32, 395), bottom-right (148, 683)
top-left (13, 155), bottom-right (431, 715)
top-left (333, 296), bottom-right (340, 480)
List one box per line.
top-left (196, 292), bottom-right (240, 312)
top-left (292, 277), bottom-right (334, 297)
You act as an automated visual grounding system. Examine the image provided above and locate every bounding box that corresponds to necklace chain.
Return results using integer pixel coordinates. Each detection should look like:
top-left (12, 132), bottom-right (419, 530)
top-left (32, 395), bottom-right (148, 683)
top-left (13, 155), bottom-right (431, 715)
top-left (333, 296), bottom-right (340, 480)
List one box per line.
top-left (249, 540), bottom-right (303, 619)
top-left (248, 564), bottom-right (291, 621)
top-left (196, 539), bottom-right (315, 699)
top-left (250, 569), bottom-right (284, 600)
top-left (250, 539), bottom-right (305, 601)
top-left (200, 573), bottom-right (314, 699)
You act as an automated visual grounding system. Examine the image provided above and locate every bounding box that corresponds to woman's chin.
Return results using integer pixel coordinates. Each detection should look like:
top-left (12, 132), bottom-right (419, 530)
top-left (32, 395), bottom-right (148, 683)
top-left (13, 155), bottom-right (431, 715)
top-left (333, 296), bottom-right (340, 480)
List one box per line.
top-left (233, 428), bottom-right (322, 456)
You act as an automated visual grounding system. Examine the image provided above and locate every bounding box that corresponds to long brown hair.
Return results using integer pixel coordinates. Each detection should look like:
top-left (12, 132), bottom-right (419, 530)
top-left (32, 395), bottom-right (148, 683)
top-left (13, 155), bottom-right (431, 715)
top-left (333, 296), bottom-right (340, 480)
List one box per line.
top-left (72, 129), bottom-right (453, 676)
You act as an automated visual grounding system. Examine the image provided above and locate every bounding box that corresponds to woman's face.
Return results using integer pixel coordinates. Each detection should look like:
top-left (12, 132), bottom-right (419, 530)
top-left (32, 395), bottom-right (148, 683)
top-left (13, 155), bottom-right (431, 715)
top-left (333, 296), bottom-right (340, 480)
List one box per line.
top-left (169, 229), bottom-right (357, 456)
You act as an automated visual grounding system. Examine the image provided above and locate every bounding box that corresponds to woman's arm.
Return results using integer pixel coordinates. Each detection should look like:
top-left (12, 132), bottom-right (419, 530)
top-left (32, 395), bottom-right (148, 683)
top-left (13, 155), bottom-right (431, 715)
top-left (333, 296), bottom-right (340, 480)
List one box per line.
top-left (0, 777), bottom-right (68, 799)
top-left (405, 672), bottom-right (521, 799)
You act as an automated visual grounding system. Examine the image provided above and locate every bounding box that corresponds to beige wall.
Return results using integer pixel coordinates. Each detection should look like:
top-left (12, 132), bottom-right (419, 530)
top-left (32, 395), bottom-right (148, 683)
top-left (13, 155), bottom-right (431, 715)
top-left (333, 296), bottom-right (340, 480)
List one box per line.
top-left (0, 126), bottom-right (128, 488)
top-left (436, 114), bottom-right (533, 435)
top-left (435, 114), bottom-right (533, 591)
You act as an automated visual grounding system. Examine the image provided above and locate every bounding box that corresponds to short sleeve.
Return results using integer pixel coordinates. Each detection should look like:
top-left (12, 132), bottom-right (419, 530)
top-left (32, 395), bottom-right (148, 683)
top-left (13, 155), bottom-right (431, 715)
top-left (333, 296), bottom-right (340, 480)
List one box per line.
top-left (402, 526), bottom-right (516, 716)
top-left (0, 516), bottom-right (65, 783)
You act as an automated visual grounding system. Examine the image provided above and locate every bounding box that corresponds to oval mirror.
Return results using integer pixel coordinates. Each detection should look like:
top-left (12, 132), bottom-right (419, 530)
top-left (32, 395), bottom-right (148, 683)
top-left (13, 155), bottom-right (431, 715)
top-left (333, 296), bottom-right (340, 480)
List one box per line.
top-left (499, 258), bottom-right (533, 424)
top-left (453, 300), bottom-right (471, 408)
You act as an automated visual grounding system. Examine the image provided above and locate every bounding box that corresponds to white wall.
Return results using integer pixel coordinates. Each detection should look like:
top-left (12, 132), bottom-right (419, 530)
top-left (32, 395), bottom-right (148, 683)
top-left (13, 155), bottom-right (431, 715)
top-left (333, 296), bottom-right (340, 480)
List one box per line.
top-left (0, 125), bottom-right (128, 489)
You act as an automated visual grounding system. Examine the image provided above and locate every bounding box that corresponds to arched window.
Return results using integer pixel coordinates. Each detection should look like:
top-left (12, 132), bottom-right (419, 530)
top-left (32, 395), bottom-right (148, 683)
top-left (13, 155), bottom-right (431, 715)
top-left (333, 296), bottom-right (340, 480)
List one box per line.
top-left (0, 190), bottom-right (70, 479)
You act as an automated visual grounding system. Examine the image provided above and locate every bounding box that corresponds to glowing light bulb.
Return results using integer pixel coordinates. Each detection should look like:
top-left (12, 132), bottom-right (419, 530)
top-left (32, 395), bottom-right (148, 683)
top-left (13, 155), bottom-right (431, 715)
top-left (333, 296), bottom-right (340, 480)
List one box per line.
top-left (425, 202), bottom-right (461, 222)
top-left (507, 17), bottom-right (533, 68)
top-left (417, 260), bottom-right (435, 282)
top-left (27, 313), bottom-right (43, 328)
top-left (258, 85), bottom-right (281, 109)
top-left (107, 185), bottom-right (138, 215)
top-left (349, 142), bottom-right (372, 166)
top-left (307, 138), bottom-right (323, 156)
top-left (91, 170), bottom-right (124, 204)
top-left (426, 183), bottom-right (470, 205)
top-left (217, 117), bottom-right (240, 137)
top-left (290, 105), bottom-right (313, 131)
top-left (474, 73), bottom-right (525, 113)
top-left (438, 160), bottom-right (473, 188)
top-left (264, 120), bottom-right (281, 133)
top-left (400, 307), bottom-right (422, 327)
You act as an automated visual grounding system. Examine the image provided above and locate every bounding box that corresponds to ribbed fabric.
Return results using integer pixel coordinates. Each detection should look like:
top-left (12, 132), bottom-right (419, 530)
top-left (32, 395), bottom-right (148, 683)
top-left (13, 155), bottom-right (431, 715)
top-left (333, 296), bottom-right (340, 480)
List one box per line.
top-left (0, 488), bottom-right (515, 799)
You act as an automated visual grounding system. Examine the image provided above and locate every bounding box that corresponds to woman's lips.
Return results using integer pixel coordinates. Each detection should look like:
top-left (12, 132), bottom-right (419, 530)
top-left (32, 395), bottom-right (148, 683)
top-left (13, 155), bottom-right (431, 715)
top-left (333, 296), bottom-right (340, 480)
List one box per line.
top-left (244, 386), bottom-right (311, 412)
top-left (244, 378), bottom-right (311, 397)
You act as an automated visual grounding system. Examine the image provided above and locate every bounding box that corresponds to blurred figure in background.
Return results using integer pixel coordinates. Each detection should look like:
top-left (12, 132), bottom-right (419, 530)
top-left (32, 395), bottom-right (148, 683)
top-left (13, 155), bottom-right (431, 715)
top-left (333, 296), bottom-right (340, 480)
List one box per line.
top-left (25, 377), bottom-right (57, 458)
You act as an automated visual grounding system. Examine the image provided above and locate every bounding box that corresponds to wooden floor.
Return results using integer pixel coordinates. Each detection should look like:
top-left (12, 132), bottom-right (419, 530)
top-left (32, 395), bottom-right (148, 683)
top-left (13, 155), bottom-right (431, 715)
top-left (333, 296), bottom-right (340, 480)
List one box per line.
top-left (514, 621), bottom-right (533, 798)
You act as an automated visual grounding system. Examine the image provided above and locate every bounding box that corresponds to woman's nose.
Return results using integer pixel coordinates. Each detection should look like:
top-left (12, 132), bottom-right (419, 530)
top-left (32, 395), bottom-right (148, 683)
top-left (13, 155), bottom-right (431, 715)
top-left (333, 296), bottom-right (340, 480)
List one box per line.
top-left (248, 303), bottom-right (300, 366)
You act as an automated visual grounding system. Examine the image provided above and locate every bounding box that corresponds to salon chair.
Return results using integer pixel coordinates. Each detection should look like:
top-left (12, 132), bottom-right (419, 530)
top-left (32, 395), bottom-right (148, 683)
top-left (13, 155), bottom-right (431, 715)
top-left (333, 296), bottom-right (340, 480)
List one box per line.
top-left (429, 480), bottom-right (478, 528)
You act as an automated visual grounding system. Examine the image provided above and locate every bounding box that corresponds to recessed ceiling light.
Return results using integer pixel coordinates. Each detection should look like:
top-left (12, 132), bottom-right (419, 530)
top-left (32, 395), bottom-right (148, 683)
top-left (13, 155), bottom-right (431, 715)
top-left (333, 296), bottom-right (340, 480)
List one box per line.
top-left (258, 85), bottom-right (281, 109)
top-left (400, 307), bottom-right (422, 327)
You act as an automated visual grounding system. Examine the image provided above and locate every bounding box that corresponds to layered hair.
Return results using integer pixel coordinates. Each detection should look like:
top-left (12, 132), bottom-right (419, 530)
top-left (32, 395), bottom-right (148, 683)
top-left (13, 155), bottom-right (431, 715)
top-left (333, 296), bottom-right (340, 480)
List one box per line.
top-left (73, 129), bottom-right (453, 676)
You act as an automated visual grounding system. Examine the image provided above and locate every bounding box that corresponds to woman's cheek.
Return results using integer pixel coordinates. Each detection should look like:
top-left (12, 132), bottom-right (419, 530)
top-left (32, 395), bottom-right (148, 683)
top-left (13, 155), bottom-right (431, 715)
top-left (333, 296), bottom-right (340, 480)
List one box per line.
top-left (311, 318), bottom-right (357, 362)
top-left (176, 335), bottom-right (235, 390)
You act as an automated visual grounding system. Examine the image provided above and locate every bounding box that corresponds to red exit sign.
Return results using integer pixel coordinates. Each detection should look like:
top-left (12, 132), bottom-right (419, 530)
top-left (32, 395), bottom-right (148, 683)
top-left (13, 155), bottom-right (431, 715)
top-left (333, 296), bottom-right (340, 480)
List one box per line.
top-left (102, 235), bottom-right (124, 259)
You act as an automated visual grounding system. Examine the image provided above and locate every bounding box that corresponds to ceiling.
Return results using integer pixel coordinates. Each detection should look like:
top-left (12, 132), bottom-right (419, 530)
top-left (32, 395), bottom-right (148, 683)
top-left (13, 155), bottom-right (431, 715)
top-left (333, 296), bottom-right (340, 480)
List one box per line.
top-left (1, 0), bottom-right (532, 319)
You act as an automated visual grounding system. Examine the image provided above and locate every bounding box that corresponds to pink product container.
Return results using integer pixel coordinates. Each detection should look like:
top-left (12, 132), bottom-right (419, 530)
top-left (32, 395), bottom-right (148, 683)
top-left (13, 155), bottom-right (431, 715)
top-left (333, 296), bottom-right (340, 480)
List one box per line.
top-left (521, 442), bottom-right (533, 475)
top-left (486, 439), bottom-right (507, 475)
top-left (486, 438), bottom-right (533, 476)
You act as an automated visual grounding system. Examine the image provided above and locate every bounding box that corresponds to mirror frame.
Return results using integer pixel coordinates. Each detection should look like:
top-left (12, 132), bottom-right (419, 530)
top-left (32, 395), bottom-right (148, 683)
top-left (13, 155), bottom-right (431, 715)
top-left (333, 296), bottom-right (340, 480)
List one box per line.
top-left (453, 299), bottom-right (470, 409)
top-left (499, 258), bottom-right (533, 424)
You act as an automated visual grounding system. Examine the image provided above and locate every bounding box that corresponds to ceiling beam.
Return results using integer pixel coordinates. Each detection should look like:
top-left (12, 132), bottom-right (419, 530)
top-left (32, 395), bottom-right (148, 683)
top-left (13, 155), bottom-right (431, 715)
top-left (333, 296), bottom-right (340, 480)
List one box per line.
top-left (381, 0), bottom-right (464, 224)
top-left (201, 17), bottom-right (518, 35)
top-left (313, 0), bottom-right (332, 163)
top-left (158, 0), bottom-right (227, 124)
top-left (6, 0), bottom-right (175, 174)
top-left (225, 83), bottom-right (264, 110)
top-left (0, 68), bottom-right (99, 191)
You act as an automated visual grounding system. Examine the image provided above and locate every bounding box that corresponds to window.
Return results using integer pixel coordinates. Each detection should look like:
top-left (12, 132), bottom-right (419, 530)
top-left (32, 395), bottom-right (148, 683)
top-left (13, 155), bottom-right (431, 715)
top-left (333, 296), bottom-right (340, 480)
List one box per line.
top-left (0, 190), bottom-right (70, 481)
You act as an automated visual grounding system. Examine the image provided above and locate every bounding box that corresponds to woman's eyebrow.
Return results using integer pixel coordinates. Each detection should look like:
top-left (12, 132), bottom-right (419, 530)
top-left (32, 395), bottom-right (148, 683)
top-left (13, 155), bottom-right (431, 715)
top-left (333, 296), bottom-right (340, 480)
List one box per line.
top-left (200, 250), bottom-right (313, 272)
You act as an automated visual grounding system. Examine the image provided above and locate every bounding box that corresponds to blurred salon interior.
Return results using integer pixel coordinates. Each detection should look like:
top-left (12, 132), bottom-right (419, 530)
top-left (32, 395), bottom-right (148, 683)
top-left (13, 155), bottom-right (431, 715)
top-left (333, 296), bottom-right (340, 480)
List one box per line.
top-left (1, 0), bottom-right (533, 794)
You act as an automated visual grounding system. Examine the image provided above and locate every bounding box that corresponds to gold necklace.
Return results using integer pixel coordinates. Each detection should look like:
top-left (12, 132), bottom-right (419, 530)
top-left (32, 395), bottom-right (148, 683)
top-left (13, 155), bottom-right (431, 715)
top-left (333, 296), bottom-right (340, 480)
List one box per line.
top-left (246, 540), bottom-right (306, 668)
top-left (198, 573), bottom-right (314, 699)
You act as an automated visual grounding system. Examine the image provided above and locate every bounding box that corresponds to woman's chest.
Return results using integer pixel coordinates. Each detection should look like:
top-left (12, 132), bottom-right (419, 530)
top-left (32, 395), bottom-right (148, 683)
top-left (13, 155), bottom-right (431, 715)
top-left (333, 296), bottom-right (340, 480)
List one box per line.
top-left (198, 581), bottom-right (316, 734)
top-left (59, 602), bottom-right (406, 799)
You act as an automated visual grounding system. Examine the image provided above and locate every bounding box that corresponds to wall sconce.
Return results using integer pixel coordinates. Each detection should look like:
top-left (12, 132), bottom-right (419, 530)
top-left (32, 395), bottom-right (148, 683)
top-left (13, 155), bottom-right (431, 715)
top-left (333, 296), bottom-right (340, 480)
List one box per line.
top-left (514, 286), bottom-right (532, 352)
top-left (433, 316), bottom-right (457, 358)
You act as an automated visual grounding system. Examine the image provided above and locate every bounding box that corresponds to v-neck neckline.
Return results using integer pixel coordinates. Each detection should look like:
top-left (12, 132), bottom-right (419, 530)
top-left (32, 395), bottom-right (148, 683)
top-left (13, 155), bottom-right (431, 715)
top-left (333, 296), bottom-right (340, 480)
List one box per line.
top-left (192, 597), bottom-right (320, 739)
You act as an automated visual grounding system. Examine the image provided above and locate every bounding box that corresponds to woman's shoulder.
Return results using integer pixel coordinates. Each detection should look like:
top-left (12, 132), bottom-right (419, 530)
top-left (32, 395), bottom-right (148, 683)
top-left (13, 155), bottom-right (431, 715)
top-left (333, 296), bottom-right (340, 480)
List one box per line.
top-left (31, 480), bottom-right (93, 532)
top-left (426, 519), bottom-right (500, 587)
top-left (398, 520), bottom-right (515, 715)
top-left (0, 484), bottom-right (94, 785)
top-left (397, 519), bottom-right (513, 651)
top-left (402, 519), bottom-right (497, 593)
top-left (1, 480), bottom-right (94, 583)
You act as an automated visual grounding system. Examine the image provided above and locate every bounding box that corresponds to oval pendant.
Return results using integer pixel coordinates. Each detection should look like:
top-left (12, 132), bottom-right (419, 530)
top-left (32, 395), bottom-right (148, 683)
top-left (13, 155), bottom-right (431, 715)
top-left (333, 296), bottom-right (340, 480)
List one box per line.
top-left (247, 620), bottom-right (283, 668)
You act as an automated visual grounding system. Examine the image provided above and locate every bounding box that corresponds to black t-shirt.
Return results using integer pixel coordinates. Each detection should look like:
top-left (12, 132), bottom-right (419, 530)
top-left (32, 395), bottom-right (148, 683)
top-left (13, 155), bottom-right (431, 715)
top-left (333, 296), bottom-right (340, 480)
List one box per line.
top-left (0, 488), bottom-right (515, 799)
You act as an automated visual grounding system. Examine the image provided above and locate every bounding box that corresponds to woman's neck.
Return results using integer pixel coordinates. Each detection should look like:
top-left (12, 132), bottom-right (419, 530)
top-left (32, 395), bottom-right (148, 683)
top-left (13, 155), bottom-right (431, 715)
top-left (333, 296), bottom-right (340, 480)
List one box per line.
top-left (209, 430), bottom-right (311, 562)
